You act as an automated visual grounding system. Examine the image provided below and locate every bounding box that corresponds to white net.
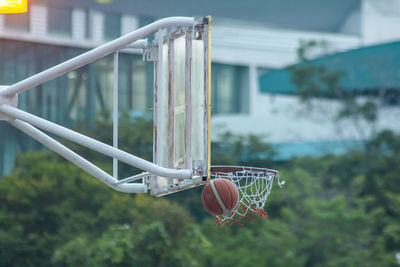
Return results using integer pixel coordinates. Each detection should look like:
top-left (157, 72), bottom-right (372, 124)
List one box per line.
top-left (210, 166), bottom-right (284, 226)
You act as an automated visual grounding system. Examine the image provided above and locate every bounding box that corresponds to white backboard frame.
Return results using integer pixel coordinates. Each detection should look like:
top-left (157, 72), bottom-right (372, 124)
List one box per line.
top-left (149, 17), bottom-right (211, 196)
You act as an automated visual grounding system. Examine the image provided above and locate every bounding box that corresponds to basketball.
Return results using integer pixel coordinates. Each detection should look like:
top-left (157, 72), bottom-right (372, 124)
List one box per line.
top-left (201, 178), bottom-right (239, 216)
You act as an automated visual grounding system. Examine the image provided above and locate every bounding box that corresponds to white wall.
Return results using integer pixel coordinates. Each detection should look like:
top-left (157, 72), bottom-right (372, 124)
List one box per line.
top-left (71, 9), bottom-right (86, 41)
top-left (212, 19), bottom-right (361, 68)
top-left (30, 5), bottom-right (47, 37)
top-left (362, 0), bottom-right (400, 45)
top-left (90, 10), bottom-right (104, 42)
top-left (121, 15), bottom-right (139, 35)
top-left (212, 94), bottom-right (400, 144)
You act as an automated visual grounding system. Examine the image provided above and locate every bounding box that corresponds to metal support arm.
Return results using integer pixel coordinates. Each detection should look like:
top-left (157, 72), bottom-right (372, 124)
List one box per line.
top-left (0, 16), bottom-right (200, 193)
top-left (10, 119), bottom-right (147, 193)
top-left (0, 104), bottom-right (193, 179)
top-left (0, 17), bottom-right (195, 97)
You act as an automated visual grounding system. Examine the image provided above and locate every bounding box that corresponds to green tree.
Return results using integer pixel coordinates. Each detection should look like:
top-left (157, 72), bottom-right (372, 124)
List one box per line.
top-left (1, 115), bottom-right (400, 266)
top-left (0, 152), bottom-right (206, 266)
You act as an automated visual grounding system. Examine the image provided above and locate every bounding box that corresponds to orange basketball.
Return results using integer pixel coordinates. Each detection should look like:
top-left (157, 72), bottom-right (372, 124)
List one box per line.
top-left (201, 178), bottom-right (239, 216)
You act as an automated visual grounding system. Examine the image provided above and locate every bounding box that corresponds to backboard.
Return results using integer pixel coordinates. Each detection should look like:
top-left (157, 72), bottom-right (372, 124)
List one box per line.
top-left (146, 17), bottom-right (211, 196)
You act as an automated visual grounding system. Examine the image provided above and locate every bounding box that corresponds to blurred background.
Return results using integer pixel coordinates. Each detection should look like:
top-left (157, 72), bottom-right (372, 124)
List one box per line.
top-left (1, 0), bottom-right (400, 266)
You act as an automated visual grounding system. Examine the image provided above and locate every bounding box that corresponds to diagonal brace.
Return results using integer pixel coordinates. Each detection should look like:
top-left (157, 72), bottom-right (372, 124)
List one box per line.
top-left (0, 104), bottom-right (193, 180)
top-left (10, 119), bottom-right (147, 193)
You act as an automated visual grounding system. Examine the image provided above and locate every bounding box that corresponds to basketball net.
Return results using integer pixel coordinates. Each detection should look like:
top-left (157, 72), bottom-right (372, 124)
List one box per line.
top-left (210, 166), bottom-right (284, 227)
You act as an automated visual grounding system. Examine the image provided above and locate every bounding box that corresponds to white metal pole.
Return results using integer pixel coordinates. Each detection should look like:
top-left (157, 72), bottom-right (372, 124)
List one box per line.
top-left (114, 172), bottom-right (151, 185)
top-left (0, 17), bottom-right (195, 97)
top-left (10, 119), bottom-right (147, 193)
top-left (127, 39), bottom-right (148, 49)
top-left (113, 51), bottom-right (119, 180)
top-left (184, 29), bottom-right (192, 169)
top-left (0, 104), bottom-right (192, 179)
top-left (156, 29), bottom-right (164, 168)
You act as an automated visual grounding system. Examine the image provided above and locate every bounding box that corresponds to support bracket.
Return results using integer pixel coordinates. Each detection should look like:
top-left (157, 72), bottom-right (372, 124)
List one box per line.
top-left (0, 86), bottom-right (18, 121)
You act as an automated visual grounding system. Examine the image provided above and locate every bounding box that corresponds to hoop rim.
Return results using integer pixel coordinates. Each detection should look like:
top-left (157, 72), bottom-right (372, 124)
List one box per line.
top-left (210, 165), bottom-right (278, 176)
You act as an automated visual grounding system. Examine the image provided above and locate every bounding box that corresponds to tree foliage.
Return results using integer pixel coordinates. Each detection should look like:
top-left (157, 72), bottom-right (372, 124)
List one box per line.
top-left (0, 152), bottom-right (204, 267)
top-left (0, 117), bottom-right (399, 266)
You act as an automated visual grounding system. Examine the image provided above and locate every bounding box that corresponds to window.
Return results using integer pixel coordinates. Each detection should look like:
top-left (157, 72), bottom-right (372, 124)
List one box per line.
top-left (119, 54), bottom-right (152, 113)
top-left (4, 12), bottom-right (29, 32)
top-left (104, 13), bottom-right (121, 40)
top-left (130, 58), bottom-right (149, 112)
top-left (85, 10), bottom-right (91, 39)
top-left (48, 7), bottom-right (72, 37)
top-left (211, 63), bottom-right (249, 115)
top-left (96, 55), bottom-right (114, 114)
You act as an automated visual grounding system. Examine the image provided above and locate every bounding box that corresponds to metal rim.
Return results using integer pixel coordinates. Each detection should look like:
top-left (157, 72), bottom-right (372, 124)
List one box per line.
top-left (210, 165), bottom-right (278, 176)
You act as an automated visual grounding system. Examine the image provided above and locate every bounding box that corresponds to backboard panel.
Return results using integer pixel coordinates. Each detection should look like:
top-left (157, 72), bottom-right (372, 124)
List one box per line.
top-left (149, 17), bottom-right (211, 196)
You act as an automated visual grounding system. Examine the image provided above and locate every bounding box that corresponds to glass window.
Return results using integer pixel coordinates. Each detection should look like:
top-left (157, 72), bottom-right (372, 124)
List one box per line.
top-left (104, 13), bottom-right (121, 40)
top-left (95, 55), bottom-right (114, 113)
top-left (67, 69), bottom-right (89, 121)
top-left (211, 63), bottom-right (249, 115)
top-left (85, 10), bottom-right (91, 39)
top-left (4, 12), bottom-right (29, 32)
top-left (119, 54), bottom-right (152, 113)
top-left (48, 7), bottom-right (72, 37)
top-left (131, 59), bottom-right (148, 112)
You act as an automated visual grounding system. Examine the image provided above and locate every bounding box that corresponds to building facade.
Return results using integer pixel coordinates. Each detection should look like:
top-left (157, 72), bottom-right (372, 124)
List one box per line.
top-left (1, 0), bottom-right (399, 176)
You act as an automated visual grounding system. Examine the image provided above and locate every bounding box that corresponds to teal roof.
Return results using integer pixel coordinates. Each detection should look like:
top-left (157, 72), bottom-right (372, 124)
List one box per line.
top-left (259, 41), bottom-right (400, 94)
top-left (271, 140), bottom-right (363, 161)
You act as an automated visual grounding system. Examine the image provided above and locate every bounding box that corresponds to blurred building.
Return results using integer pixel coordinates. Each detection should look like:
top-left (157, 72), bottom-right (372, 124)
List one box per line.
top-left (1, 0), bottom-right (400, 175)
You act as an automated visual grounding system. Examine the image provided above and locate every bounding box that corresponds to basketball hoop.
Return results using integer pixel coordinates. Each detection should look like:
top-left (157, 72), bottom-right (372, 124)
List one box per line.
top-left (210, 166), bottom-right (284, 227)
top-left (0, 14), bottom-right (284, 227)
